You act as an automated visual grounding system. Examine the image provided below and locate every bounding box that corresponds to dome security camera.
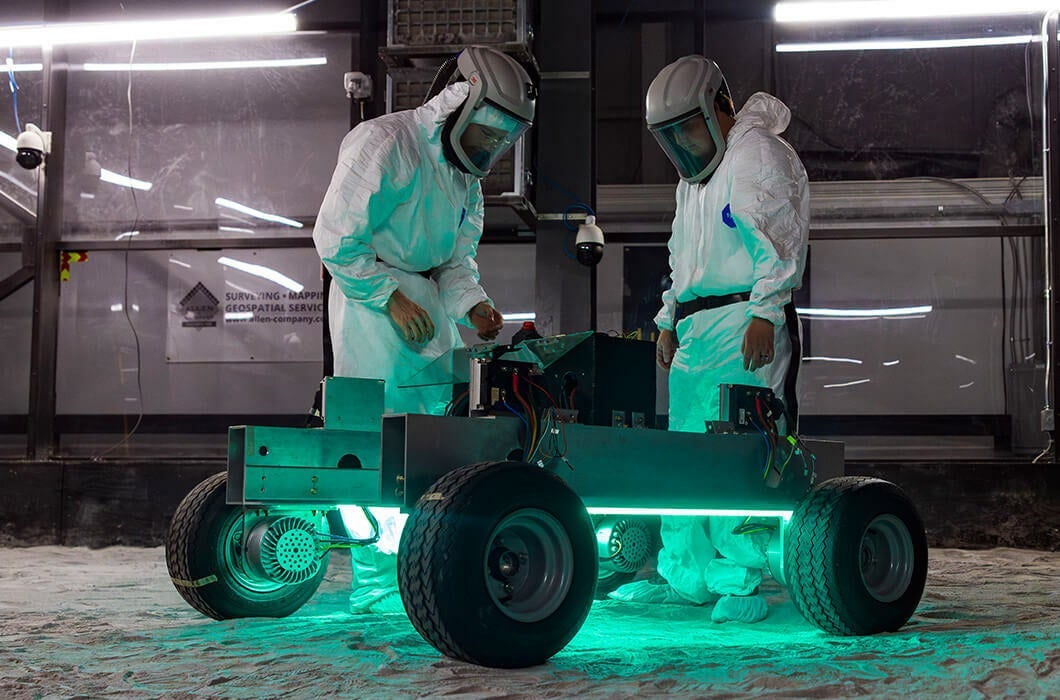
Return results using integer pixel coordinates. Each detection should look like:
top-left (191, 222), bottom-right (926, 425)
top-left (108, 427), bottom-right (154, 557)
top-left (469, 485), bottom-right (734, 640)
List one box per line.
top-left (575, 215), bottom-right (605, 267)
top-left (15, 123), bottom-right (51, 170)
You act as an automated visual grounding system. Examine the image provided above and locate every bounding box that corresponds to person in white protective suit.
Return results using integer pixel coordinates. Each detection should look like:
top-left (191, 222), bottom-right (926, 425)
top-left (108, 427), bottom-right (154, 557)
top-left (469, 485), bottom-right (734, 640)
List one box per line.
top-left (609, 56), bottom-right (808, 624)
top-left (312, 46), bottom-right (536, 614)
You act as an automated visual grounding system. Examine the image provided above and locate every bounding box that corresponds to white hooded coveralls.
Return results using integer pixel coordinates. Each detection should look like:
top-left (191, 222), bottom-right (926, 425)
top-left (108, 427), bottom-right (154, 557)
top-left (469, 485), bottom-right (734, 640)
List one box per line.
top-left (313, 83), bottom-right (492, 609)
top-left (653, 92), bottom-right (809, 602)
top-left (313, 82), bottom-right (490, 416)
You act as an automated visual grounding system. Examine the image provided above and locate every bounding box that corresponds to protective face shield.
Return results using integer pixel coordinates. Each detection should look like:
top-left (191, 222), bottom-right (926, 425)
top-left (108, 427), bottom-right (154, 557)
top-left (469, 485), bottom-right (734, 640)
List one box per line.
top-left (457, 102), bottom-right (532, 174)
top-left (645, 56), bottom-right (730, 183)
top-left (446, 46), bottom-right (536, 178)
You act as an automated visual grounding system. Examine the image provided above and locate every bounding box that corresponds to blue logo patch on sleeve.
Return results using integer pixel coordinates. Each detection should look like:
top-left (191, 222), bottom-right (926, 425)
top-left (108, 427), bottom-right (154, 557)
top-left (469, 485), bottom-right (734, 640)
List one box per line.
top-left (721, 203), bottom-right (736, 229)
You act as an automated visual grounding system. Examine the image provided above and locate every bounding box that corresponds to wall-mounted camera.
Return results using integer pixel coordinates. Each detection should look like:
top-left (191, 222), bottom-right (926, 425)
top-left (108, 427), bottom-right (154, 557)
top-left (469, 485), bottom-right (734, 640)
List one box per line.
top-left (15, 123), bottom-right (52, 170)
top-left (575, 215), bottom-right (605, 267)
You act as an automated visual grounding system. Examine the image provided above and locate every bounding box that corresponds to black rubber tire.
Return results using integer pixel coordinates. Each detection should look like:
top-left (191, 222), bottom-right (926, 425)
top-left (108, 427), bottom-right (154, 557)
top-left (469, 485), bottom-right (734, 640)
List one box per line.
top-left (165, 472), bottom-right (329, 620)
top-left (397, 461), bottom-right (598, 668)
top-left (785, 476), bottom-right (928, 635)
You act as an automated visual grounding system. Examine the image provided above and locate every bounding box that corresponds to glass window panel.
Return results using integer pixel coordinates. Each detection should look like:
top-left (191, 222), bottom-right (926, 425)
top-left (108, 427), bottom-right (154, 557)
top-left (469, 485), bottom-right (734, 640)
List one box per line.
top-left (60, 33), bottom-right (352, 243)
top-left (799, 238), bottom-right (1008, 416)
top-left (0, 251), bottom-right (31, 415)
top-left (774, 16), bottom-right (1041, 182)
top-left (0, 46), bottom-right (42, 246)
top-left (55, 247), bottom-right (324, 416)
top-left (615, 237), bottom-right (1034, 426)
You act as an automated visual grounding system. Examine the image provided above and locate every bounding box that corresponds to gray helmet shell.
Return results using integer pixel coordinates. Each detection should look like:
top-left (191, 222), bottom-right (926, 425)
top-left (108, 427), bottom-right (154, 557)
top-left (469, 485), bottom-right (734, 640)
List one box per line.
top-left (448, 46), bottom-right (536, 177)
top-left (645, 56), bottom-right (729, 183)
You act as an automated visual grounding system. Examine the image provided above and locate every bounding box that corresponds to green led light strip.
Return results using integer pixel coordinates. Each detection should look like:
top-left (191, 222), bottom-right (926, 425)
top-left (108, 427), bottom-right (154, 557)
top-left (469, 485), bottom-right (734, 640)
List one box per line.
top-left (586, 507), bottom-right (793, 520)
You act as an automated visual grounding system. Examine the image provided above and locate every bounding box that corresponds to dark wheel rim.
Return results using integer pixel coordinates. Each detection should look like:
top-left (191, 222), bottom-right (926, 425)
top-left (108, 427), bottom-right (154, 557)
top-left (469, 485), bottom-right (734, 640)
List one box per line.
top-left (859, 514), bottom-right (915, 603)
top-left (221, 514), bottom-right (286, 594)
top-left (484, 508), bottom-right (574, 623)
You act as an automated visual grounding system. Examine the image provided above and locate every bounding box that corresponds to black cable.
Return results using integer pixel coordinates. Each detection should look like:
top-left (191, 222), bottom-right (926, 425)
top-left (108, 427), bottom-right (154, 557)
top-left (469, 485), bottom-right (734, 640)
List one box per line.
top-left (423, 56), bottom-right (459, 105)
top-left (1025, 235), bottom-right (1037, 360)
top-left (1009, 237), bottom-right (1022, 365)
top-left (907, 176), bottom-right (1025, 401)
top-left (1018, 236), bottom-right (1030, 361)
top-left (1026, 38), bottom-right (1034, 143)
top-left (904, 175), bottom-right (1004, 221)
top-left (1001, 237), bottom-right (1009, 416)
top-left (93, 40), bottom-right (144, 460)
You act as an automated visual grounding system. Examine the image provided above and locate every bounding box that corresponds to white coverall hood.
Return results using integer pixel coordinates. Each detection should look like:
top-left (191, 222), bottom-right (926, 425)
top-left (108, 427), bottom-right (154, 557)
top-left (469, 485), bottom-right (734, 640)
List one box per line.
top-left (731, 91), bottom-right (791, 137)
top-left (419, 81), bottom-right (472, 132)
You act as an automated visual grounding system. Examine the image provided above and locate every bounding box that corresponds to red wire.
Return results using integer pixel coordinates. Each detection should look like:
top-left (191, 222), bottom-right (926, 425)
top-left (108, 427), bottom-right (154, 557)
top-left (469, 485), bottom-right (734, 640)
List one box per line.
top-left (525, 377), bottom-right (559, 408)
top-left (512, 374), bottom-right (537, 453)
top-left (755, 397), bottom-right (777, 471)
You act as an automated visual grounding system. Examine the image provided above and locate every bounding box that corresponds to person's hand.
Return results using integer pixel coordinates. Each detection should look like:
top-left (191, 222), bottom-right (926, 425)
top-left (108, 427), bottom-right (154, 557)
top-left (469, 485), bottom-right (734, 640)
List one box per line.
top-left (656, 329), bottom-right (676, 370)
top-left (469, 302), bottom-right (503, 340)
top-left (387, 289), bottom-right (435, 343)
top-left (742, 317), bottom-right (775, 371)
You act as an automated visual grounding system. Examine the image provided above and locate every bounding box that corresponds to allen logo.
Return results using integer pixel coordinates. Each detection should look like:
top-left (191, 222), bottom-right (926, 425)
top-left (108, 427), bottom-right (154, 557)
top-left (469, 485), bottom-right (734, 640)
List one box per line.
top-left (179, 282), bottom-right (219, 328)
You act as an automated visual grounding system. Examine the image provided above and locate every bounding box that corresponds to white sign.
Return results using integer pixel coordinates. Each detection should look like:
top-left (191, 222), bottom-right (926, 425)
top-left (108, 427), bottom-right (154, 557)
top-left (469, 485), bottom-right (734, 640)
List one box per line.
top-left (166, 249), bottom-right (323, 362)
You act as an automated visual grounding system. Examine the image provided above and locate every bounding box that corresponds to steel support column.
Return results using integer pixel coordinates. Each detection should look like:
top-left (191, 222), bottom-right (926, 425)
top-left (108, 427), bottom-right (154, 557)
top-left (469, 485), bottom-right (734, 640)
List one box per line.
top-left (534, 0), bottom-right (596, 334)
top-left (27, 40), bottom-right (67, 459)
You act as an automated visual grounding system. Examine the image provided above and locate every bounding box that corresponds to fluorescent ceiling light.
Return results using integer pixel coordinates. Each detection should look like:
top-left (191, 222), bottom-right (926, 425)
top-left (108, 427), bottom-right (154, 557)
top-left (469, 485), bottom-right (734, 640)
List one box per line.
top-left (0, 13), bottom-right (297, 48)
top-left (774, 1), bottom-right (1049, 23)
top-left (82, 56), bottom-right (326, 72)
top-left (823, 378), bottom-right (872, 388)
top-left (883, 359), bottom-right (901, 366)
top-left (0, 131), bottom-right (17, 151)
top-left (215, 197), bottom-right (303, 229)
top-left (3, 61), bottom-right (42, 71)
top-left (219, 226), bottom-right (256, 234)
top-left (797, 305), bottom-right (933, 317)
top-left (169, 258), bottom-right (192, 269)
top-left (217, 255), bottom-right (304, 293)
top-left (114, 230), bottom-right (139, 240)
top-left (803, 356), bottom-right (864, 364)
top-left (503, 312), bottom-right (536, 322)
top-left (777, 34), bottom-right (1036, 52)
top-left (586, 507), bottom-right (794, 520)
top-left (100, 168), bottom-right (153, 191)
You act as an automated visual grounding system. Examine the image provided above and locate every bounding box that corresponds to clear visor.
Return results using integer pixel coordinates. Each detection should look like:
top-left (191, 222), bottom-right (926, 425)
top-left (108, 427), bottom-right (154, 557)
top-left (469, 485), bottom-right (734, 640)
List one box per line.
top-left (458, 102), bottom-right (532, 173)
top-left (649, 111), bottom-right (718, 180)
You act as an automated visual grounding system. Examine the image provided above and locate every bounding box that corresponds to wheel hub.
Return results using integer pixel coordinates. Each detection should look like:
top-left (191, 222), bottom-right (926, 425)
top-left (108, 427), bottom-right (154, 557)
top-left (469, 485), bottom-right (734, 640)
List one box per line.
top-left (490, 547), bottom-right (522, 578)
top-left (484, 508), bottom-right (574, 623)
top-left (859, 514), bottom-right (915, 603)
